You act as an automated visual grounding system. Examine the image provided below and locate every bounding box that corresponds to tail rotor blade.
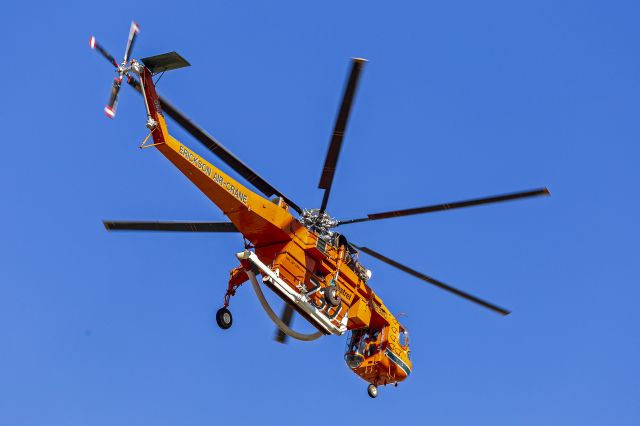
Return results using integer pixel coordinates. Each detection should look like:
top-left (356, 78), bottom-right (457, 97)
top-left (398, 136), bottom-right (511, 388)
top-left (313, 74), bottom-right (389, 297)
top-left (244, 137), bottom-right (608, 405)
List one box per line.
top-left (104, 76), bottom-right (123, 118)
top-left (91, 21), bottom-right (139, 119)
top-left (123, 21), bottom-right (140, 64)
top-left (89, 35), bottom-right (118, 68)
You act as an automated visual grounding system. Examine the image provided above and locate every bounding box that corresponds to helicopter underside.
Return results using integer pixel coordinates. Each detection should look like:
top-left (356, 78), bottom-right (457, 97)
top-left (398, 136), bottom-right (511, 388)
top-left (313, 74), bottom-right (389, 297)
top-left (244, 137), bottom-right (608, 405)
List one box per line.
top-left (236, 250), bottom-right (349, 336)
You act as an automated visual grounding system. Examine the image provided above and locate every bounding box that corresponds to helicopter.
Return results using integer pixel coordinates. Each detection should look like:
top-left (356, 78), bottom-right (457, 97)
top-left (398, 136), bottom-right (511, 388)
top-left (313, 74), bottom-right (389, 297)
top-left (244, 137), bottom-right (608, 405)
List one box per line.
top-left (90, 22), bottom-right (550, 399)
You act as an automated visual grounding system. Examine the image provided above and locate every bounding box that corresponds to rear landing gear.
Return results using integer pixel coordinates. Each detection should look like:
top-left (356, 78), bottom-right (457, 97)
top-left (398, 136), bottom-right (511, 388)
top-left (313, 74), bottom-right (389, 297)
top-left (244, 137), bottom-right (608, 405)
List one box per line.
top-left (216, 307), bottom-right (233, 330)
top-left (367, 384), bottom-right (378, 399)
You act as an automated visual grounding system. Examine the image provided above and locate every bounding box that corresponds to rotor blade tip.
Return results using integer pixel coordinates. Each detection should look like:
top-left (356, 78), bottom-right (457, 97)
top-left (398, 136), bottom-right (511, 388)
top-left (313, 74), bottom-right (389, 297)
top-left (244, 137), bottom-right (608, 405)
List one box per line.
top-left (104, 106), bottom-right (116, 118)
top-left (353, 57), bottom-right (368, 63)
top-left (543, 188), bottom-right (551, 196)
top-left (132, 21), bottom-right (140, 33)
top-left (274, 331), bottom-right (288, 344)
top-left (89, 36), bottom-right (96, 49)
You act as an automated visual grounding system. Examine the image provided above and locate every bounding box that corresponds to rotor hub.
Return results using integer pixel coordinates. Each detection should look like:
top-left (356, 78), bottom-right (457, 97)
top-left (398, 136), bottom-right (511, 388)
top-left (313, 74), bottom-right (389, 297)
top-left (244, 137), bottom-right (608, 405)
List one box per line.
top-left (300, 209), bottom-right (338, 242)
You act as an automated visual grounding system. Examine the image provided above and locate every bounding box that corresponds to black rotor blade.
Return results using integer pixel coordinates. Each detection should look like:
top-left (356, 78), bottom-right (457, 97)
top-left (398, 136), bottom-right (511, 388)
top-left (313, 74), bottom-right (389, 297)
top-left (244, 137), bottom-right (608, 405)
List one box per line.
top-left (318, 58), bottom-right (367, 213)
top-left (104, 76), bottom-right (122, 118)
top-left (339, 188), bottom-right (550, 225)
top-left (123, 21), bottom-right (139, 64)
top-left (354, 245), bottom-right (510, 315)
top-left (149, 94), bottom-right (303, 214)
top-left (103, 220), bottom-right (238, 232)
top-left (89, 36), bottom-right (118, 68)
top-left (274, 304), bottom-right (295, 344)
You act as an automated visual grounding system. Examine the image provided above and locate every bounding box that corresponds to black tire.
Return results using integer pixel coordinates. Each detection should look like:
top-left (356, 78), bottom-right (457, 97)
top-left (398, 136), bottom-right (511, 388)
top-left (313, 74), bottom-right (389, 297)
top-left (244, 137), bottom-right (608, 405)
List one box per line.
top-left (367, 384), bottom-right (378, 399)
top-left (324, 286), bottom-right (341, 307)
top-left (216, 307), bottom-right (233, 330)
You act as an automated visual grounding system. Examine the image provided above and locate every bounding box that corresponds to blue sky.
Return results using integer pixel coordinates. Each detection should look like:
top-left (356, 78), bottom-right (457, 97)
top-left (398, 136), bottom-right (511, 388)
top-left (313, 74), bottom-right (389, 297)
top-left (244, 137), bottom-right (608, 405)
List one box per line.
top-left (2, 1), bottom-right (639, 424)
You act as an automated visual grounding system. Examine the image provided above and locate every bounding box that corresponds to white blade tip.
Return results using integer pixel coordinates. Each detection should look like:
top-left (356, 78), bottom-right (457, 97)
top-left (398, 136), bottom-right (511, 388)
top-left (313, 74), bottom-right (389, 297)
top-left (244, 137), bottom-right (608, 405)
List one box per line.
top-left (104, 106), bottom-right (116, 118)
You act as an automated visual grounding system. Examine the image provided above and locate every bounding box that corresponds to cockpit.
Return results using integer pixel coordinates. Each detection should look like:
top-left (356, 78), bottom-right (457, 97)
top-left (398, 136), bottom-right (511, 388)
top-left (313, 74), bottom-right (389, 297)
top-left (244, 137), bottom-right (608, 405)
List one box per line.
top-left (344, 327), bottom-right (382, 368)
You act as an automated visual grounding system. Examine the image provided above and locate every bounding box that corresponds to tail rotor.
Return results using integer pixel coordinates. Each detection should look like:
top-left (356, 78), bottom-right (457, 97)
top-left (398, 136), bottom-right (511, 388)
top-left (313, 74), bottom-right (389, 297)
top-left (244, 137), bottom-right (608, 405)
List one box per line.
top-left (104, 76), bottom-right (123, 118)
top-left (122, 21), bottom-right (139, 64)
top-left (89, 21), bottom-right (140, 119)
top-left (89, 35), bottom-right (118, 67)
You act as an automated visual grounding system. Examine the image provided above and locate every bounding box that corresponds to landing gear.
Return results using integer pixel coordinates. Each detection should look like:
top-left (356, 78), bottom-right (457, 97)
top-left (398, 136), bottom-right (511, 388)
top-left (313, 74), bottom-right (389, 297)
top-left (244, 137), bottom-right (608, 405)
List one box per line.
top-left (217, 267), bottom-right (247, 330)
top-left (367, 384), bottom-right (378, 399)
top-left (216, 307), bottom-right (233, 329)
top-left (324, 286), bottom-right (341, 307)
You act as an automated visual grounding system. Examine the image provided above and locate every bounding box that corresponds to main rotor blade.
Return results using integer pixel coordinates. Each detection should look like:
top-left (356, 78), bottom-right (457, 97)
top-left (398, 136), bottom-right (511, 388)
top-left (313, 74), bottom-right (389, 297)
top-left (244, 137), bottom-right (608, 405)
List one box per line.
top-left (354, 245), bottom-right (510, 315)
top-left (274, 304), bottom-right (295, 344)
top-left (104, 76), bottom-right (122, 118)
top-left (123, 21), bottom-right (140, 64)
top-left (339, 188), bottom-right (550, 225)
top-left (318, 58), bottom-right (367, 213)
top-left (152, 96), bottom-right (303, 214)
top-left (89, 36), bottom-right (118, 68)
top-left (103, 220), bottom-right (238, 232)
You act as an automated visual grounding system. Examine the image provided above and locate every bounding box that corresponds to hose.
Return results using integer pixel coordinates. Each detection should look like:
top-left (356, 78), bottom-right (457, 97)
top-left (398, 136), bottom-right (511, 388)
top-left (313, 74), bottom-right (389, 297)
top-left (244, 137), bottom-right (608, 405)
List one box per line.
top-left (247, 270), bottom-right (323, 342)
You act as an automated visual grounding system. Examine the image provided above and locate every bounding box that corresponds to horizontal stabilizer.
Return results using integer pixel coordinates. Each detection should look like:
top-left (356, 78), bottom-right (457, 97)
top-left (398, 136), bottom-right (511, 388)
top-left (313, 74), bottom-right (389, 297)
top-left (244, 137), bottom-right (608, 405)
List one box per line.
top-left (141, 51), bottom-right (191, 73)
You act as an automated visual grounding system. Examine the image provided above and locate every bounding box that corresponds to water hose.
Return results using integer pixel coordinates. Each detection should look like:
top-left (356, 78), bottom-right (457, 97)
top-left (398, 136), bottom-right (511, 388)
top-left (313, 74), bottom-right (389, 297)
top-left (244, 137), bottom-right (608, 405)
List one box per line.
top-left (246, 269), bottom-right (323, 342)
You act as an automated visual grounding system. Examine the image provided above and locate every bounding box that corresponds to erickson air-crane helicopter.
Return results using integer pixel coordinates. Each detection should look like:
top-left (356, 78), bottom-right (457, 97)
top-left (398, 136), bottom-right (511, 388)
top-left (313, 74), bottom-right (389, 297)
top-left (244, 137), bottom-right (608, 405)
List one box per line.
top-left (91, 22), bottom-right (549, 398)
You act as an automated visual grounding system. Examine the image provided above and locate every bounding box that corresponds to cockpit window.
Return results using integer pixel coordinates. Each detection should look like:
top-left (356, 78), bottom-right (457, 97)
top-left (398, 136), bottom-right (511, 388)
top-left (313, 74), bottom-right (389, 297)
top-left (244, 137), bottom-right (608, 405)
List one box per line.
top-left (347, 329), bottom-right (365, 354)
top-left (344, 327), bottom-right (382, 368)
top-left (399, 328), bottom-right (409, 347)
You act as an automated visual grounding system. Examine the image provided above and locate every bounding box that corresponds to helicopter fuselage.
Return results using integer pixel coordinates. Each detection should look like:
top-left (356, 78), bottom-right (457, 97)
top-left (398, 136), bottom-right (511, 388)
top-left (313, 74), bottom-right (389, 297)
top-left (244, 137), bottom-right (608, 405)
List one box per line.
top-left (136, 61), bottom-right (412, 387)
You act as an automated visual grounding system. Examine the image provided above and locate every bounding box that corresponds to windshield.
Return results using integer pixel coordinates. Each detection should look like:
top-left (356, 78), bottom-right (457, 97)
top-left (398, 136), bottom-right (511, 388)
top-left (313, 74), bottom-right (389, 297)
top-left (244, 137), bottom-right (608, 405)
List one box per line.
top-left (345, 327), bottom-right (381, 357)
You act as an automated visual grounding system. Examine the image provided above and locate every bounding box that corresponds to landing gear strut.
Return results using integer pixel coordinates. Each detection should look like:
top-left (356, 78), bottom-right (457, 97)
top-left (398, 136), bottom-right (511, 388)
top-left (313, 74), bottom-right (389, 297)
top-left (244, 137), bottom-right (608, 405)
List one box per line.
top-left (367, 384), bottom-right (378, 399)
top-left (216, 307), bottom-right (233, 329)
top-left (217, 267), bottom-right (247, 330)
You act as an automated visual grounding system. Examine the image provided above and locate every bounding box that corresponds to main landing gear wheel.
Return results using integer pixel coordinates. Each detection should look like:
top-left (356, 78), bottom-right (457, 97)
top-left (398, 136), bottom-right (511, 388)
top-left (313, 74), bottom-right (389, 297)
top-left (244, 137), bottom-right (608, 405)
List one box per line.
top-left (367, 384), bottom-right (378, 399)
top-left (324, 286), bottom-right (341, 307)
top-left (216, 308), bottom-right (233, 330)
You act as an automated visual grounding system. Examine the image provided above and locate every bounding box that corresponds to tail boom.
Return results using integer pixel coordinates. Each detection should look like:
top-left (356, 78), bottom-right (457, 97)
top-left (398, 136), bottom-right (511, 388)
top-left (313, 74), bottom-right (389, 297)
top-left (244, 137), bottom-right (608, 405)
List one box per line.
top-left (136, 63), bottom-right (295, 246)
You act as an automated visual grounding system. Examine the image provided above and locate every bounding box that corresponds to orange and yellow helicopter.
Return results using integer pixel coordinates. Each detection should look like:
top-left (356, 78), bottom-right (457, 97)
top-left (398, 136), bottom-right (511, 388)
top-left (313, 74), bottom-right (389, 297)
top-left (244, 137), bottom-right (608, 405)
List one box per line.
top-left (91, 22), bottom-right (549, 398)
